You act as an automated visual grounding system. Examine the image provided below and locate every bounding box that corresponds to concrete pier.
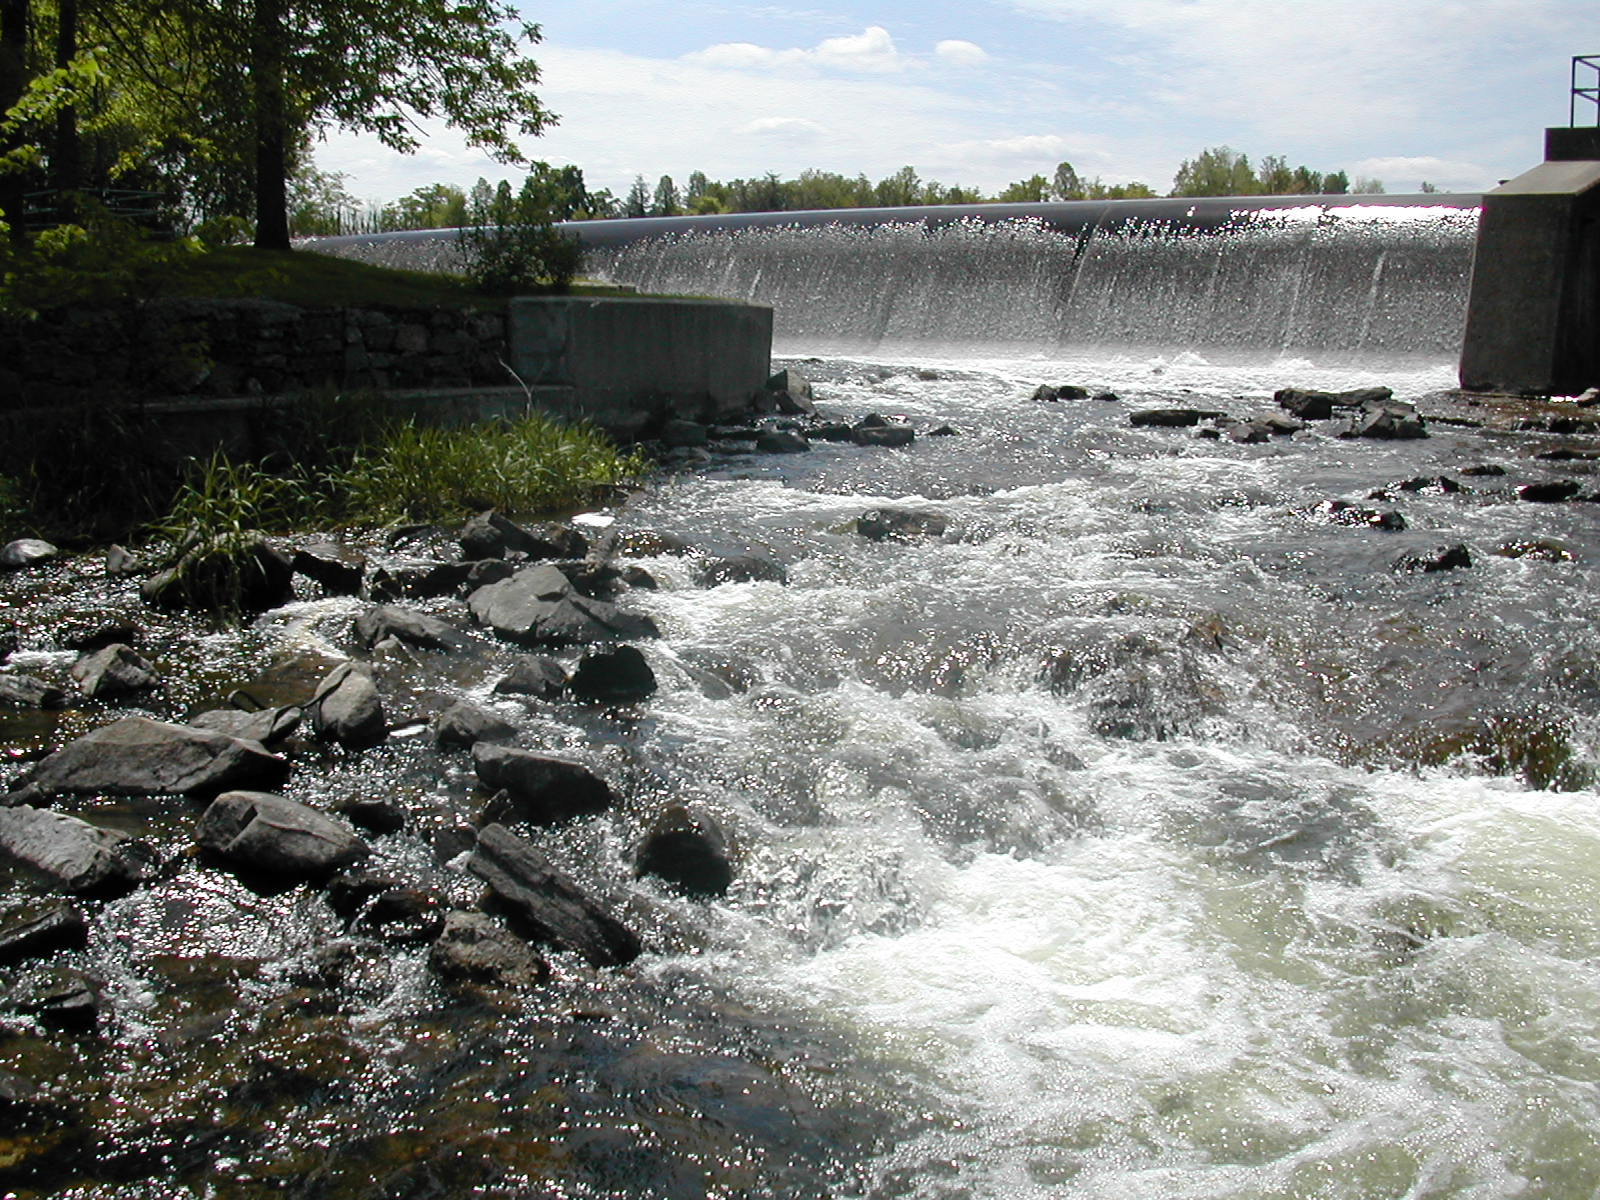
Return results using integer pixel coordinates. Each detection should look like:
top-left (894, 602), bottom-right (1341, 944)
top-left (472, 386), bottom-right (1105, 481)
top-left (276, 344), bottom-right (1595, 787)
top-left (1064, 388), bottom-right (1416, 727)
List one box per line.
top-left (1459, 129), bottom-right (1600, 395)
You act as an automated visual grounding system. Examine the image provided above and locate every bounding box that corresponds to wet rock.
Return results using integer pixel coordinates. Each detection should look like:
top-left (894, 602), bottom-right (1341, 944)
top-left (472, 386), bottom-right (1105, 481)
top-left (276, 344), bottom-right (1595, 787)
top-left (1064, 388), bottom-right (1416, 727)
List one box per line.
top-left (8, 967), bottom-right (101, 1030)
top-left (327, 872), bottom-right (443, 943)
top-left (105, 544), bottom-right (139, 577)
top-left (929, 424), bottom-right (959, 436)
top-left (1309, 500), bottom-right (1407, 530)
top-left (1494, 538), bottom-right (1575, 562)
top-left (469, 563), bottom-right (659, 646)
top-left (810, 422), bottom-right (856, 442)
top-left (621, 565), bottom-right (658, 589)
top-left (1, 538), bottom-right (59, 570)
top-left (334, 796), bottom-right (406, 835)
top-left (141, 533), bottom-right (294, 613)
top-left (1275, 386), bottom-right (1392, 419)
top-left (1225, 420), bottom-right (1272, 444)
top-left (459, 511), bottom-right (586, 562)
top-left (196, 790), bottom-right (369, 879)
top-left (309, 663), bottom-right (387, 750)
top-left (471, 744), bottom-right (616, 824)
top-left (0, 903), bottom-right (87, 964)
top-left (468, 824), bottom-right (641, 967)
top-left (464, 558), bottom-right (517, 592)
top-left (1263, 415), bottom-right (1306, 435)
top-left (765, 368), bottom-right (817, 415)
top-left (492, 656), bottom-right (568, 700)
top-left (697, 556), bottom-right (788, 587)
top-left (636, 806), bottom-right (733, 898)
top-left (1130, 408), bottom-right (1225, 427)
top-left (0, 805), bottom-right (153, 895)
top-left (188, 705), bottom-right (302, 747)
top-left (569, 646), bottom-right (657, 704)
top-left (429, 910), bottom-right (549, 987)
top-left (616, 530), bottom-right (696, 558)
top-left (1536, 448), bottom-right (1600, 462)
top-left (0, 674), bottom-right (69, 710)
top-left (0, 625), bottom-right (14, 662)
top-left (1370, 476), bottom-right (1464, 499)
top-left (1460, 463), bottom-right (1506, 477)
top-left (661, 419), bottom-right (709, 447)
top-left (291, 543), bottom-right (366, 595)
top-left (57, 618), bottom-right (142, 652)
top-left (851, 422), bottom-right (915, 448)
top-left (23, 716), bottom-right (288, 797)
top-left (755, 429), bottom-right (810, 454)
top-left (1395, 543), bottom-right (1473, 573)
top-left (432, 700), bottom-right (517, 750)
top-left (69, 644), bottom-right (159, 701)
top-left (1031, 385), bottom-right (1090, 402)
top-left (352, 605), bottom-right (463, 652)
top-left (856, 508), bottom-right (949, 542)
top-left (1519, 480), bottom-right (1582, 503)
top-left (1340, 404), bottom-right (1426, 440)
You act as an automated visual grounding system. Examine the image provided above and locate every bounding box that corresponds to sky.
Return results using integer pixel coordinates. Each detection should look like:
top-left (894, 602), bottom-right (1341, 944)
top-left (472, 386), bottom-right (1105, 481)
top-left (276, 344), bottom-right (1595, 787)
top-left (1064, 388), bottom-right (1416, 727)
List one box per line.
top-left (315, 0), bottom-right (1598, 207)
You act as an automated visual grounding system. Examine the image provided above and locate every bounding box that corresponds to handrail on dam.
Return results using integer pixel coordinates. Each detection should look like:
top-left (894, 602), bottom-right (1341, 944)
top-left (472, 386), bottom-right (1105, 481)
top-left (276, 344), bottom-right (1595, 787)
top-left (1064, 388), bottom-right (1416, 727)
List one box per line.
top-left (1572, 54), bottom-right (1600, 126)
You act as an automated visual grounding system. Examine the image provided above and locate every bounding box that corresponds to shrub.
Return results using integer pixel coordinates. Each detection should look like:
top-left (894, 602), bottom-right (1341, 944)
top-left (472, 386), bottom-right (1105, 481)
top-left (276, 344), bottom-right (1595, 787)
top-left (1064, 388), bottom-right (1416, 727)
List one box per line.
top-left (457, 178), bottom-right (583, 294)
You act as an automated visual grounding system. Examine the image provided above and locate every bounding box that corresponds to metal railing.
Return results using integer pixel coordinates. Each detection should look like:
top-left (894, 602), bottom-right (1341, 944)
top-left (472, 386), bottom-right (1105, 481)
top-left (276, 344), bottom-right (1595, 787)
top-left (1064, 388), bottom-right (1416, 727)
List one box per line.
top-left (1573, 55), bottom-right (1600, 126)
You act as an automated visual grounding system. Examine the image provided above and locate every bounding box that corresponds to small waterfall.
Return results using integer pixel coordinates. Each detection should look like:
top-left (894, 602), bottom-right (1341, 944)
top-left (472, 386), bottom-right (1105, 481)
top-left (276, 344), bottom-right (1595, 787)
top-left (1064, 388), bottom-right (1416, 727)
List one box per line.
top-left (586, 205), bottom-right (1480, 360)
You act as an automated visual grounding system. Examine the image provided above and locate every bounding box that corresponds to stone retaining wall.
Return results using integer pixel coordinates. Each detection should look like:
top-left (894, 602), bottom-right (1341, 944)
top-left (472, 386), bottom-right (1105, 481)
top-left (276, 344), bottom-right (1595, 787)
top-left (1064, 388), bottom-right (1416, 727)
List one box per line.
top-left (0, 298), bottom-right (509, 410)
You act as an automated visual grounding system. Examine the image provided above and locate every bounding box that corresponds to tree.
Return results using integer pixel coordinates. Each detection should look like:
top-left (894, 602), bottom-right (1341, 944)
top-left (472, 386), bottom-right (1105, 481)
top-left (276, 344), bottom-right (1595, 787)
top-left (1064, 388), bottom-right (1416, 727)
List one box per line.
top-left (1171, 146), bottom-right (1259, 197)
top-left (650, 173), bottom-right (679, 217)
top-left (622, 174), bottom-right (649, 218)
top-left (1419, 181), bottom-right (1440, 194)
top-left (1350, 176), bottom-right (1385, 194)
top-left (1321, 169), bottom-right (1349, 195)
top-left (997, 174), bottom-right (1049, 202)
top-left (1051, 161), bottom-right (1082, 201)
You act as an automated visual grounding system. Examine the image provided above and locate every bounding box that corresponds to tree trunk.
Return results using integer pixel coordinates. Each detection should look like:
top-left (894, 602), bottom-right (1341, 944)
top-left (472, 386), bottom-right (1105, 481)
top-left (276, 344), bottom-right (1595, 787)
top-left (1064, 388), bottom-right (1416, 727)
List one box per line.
top-left (250, 0), bottom-right (289, 250)
top-left (0, 0), bottom-right (29, 244)
top-left (52, 0), bottom-right (80, 202)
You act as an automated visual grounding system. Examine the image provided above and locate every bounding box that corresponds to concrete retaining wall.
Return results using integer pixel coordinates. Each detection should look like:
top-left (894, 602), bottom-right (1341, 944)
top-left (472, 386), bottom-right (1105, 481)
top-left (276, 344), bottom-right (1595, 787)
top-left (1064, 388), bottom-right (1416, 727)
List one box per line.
top-left (509, 297), bottom-right (774, 437)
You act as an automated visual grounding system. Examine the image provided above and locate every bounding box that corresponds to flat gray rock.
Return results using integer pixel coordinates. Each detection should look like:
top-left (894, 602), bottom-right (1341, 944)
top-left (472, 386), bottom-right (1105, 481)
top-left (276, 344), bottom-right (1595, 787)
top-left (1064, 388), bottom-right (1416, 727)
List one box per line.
top-left (0, 805), bottom-right (152, 895)
top-left (432, 700), bottom-right (517, 750)
top-left (429, 910), bottom-right (549, 987)
top-left (352, 605), bottom-right (464, 652)
top-left (23, 716), bottom-right (288, 797)
top-left (1, 539), bottom-right (59, 570)
top-left (468, 824), bottom-right (641, 967)
top-left (309, 663), bottom-right (387, 749)
top-left (468, 564), bottom-right (659, 647)
top-left (196, 790), bottom-right (368, 879)
top-left (70, 644), bottom-right (159, 700)
top-left (471, 744), bottom-right (616, 824)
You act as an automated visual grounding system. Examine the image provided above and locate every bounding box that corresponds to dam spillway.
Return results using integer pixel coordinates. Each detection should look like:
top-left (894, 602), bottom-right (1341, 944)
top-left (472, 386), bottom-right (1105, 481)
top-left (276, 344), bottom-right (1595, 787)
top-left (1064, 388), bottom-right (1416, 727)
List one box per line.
top-left (314, 195), bottom-right (1483, 363)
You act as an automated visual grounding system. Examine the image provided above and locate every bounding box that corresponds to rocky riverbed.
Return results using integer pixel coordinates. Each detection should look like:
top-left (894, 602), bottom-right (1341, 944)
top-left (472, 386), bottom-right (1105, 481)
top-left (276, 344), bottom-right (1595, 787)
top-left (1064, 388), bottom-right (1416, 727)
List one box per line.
top-left (5, 356), bottom-right (1600, 1198)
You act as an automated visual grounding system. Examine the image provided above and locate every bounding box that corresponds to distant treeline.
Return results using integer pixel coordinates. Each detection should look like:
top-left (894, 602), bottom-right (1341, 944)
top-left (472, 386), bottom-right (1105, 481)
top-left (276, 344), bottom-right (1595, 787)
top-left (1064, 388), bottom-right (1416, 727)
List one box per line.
top-left (293, 146), bottom-right (1399, 237)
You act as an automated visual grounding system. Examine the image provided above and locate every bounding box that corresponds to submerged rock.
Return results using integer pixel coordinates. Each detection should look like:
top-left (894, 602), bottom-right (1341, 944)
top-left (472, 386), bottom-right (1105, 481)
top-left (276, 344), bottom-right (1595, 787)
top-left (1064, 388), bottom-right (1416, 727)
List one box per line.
top-left (468, 823), bottom-right (641, 967)
top-left (8, 967), bottom-right (101, 1030)
top-left (1395, 543), bottom-right (1473, 573)
top-left (69, 644), bottom-right (159, 700)
top-left (697, 556), bottom-right (788, 587)
top-left (309, 663), bottom-right (387, 750)
top-left (493, 656), bottom-right (569, 700)
top-left (0, 674), bottom-right (69, 710)
top-left (569, 646), bottom-right (657, 704)
top-left (469, 564), bottom-right (659, 646)
top-left (755, 429), bottom-right (810, 454)
top-left (196, 790), bottom-right (368, 879)
top-left (635, 806), bottom-right (733, 898)
top-left (22, 716), bottom-right (288, 797)
top-left (856, 508), bottom-right (948, 543)
top-left (1519, 480), bottom-right (1582, 503)
top-left (1494, 538), bottom-right (1575, 562)
top-left (851, 423), bottom-right (915, 448)
top-left (0, 805), bottom-right (153, 895)
top-left (1309, 500), bottom-right (1407, 531)
top-left (471, 744), bottom-right (616, 824)
top-left (1130, 408), bottom-right (1224, 427)
top-left (433, 700), bottom-right (517, 750)
top-left (429, 910), bottom-right (550, 987)
top-left (0, 903), bottom-right (88, 964)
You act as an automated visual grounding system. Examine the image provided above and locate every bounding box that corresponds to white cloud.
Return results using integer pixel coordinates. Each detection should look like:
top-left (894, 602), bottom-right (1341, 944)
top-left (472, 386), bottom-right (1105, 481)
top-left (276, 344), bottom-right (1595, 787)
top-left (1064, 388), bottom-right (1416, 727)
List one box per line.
top-left (739, 116), bottom-right (828, 139)
top-left (685, 24), bottom-right (907, 74)
top-left (935, 39), bottom-right (990, 68)
top-left (1350, 155), bottom-right (1493, 193)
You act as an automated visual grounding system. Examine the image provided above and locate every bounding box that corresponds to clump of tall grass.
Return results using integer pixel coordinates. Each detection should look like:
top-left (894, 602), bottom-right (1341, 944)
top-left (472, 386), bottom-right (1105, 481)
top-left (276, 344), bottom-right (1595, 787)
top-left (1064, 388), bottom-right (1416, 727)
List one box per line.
top-left (148, 411), bottom-right (647, 550)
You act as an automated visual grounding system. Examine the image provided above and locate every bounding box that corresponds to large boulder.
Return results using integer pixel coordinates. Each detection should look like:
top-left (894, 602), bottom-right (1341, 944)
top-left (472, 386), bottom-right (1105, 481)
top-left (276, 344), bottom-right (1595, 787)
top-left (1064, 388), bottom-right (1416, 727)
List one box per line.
top-left (459, 511), bottom-right (587, 562)
top-left (308, 663), bottom-right (387, 750)
top-left (0, 806), bottom-right (153, 895)
top-left (569, 646), bottom-right (656, 704)
top-left (141, 533), bottom-right (294, 613)
top-left (196, 790), bottom-right (368, 879)
top-left (851, 422), bottom-right (915, 448)
top-left (492, 656), bottom-right (569, 700)
top-left (188, 705), bottom-right (302, 748)
top-left (291, 543), bottom-right (366, 595)
top-left (468, 824), bottom-right (641, 967)
top-left (69, 644), bottom-right (159, 701)
top-left (21, 716), bottom-right (288, 797)
top-left (471, 744), bottom-right (616, 824)
top-left (429, 910), bottom-right (549, 988)
top-left (432, 700), bottom-right (516, 750)
top-left (468, 564), bottom-right (659, 647)
top-left (764, 369), bottom-right (817, 416)
top-left (635, 806), bottom-right (733, 898)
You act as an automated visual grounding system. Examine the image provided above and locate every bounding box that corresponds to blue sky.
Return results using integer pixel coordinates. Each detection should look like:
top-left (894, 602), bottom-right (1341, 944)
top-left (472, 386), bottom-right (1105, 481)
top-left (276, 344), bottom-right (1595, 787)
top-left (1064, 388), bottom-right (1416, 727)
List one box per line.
top-left (317, 1), bottom-right (1598, 205)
